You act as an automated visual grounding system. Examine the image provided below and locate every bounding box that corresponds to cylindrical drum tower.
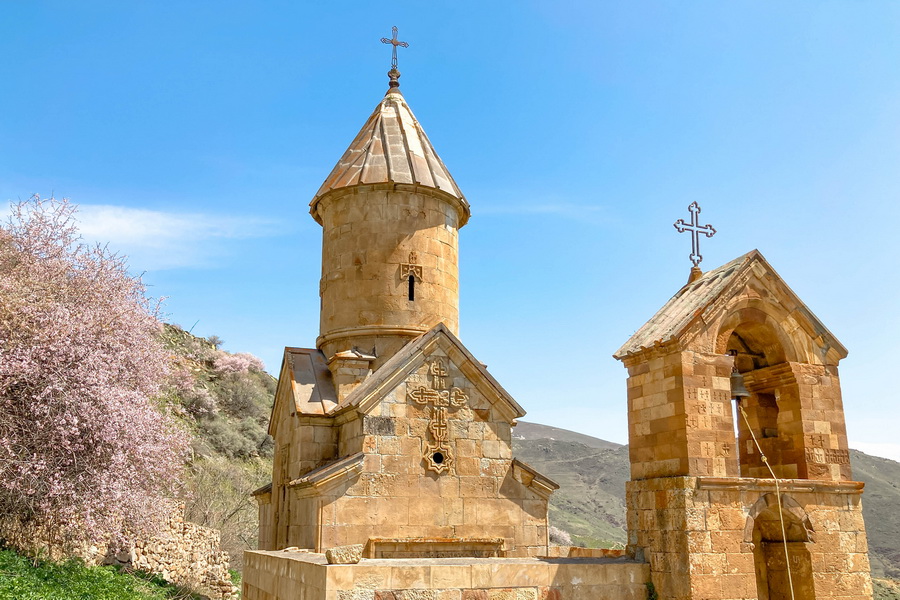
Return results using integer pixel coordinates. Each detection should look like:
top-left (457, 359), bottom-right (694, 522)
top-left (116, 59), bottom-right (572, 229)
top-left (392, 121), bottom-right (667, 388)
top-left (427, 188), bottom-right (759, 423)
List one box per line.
top-left (310, 78), bottom-right (470, 370)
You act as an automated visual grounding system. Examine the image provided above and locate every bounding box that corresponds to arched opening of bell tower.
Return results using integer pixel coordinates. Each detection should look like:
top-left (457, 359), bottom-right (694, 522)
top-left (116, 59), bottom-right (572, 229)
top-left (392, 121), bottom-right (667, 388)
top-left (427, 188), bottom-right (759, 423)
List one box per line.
top-left (719, 306), bottom-right (804, 479)
top-left (747, 494), bottom-right (817, 600)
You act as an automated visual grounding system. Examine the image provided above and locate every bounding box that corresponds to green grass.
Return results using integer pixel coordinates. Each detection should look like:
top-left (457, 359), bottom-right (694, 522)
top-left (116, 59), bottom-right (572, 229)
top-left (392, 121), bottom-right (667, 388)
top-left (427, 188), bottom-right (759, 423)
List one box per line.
top-left (0, 548), bottom-right (205, 600)
top-left (875, 578), bottom-right (900, 600)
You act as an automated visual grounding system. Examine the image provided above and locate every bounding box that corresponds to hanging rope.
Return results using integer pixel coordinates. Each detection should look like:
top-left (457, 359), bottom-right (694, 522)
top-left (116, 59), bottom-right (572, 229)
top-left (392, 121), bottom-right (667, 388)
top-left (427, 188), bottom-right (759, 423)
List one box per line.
top-left (738, 400), bottom-right (796, 600)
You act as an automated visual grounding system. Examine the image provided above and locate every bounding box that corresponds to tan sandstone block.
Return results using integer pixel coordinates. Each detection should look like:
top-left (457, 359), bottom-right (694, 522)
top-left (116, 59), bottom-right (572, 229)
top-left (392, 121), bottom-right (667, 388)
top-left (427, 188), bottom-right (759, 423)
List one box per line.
top-left (325, 544), bottom-right (363, 564)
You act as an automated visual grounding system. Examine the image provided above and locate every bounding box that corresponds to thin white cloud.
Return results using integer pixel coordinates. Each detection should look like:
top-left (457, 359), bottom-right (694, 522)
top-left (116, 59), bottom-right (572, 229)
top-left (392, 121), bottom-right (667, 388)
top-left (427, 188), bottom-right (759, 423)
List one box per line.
top-left (73, 204), bottom-right (280, 271)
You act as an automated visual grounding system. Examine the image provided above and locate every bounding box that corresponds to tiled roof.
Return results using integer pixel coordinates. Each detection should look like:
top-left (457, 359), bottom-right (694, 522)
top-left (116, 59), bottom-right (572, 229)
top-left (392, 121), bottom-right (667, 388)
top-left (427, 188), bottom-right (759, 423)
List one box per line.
top-left (311, 87), bottom-right (467, 206)
top-left (613, 250), bottom-right (847, 360)
top-left (614, 251), bottom-right (757, 358)
top-left (284, 347), bottom-right (338, 416)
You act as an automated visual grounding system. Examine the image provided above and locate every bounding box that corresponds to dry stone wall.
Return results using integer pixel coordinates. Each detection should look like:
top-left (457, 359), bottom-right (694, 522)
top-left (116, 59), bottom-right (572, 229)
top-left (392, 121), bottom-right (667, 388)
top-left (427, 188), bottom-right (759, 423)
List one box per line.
top-left (115, 503), bottom-right (239, 600)
top-left (0, 502), bottom-right (238, 600)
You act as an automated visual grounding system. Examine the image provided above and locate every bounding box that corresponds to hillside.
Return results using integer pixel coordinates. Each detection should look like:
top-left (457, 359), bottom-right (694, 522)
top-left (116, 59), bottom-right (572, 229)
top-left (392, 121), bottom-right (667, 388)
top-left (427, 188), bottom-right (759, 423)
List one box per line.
top-left (851, 449), bottom-right (900, 579)
top-left (161, 324), bottom-right (274, 572)
top-left (512, 420), bottom-right (900, 579)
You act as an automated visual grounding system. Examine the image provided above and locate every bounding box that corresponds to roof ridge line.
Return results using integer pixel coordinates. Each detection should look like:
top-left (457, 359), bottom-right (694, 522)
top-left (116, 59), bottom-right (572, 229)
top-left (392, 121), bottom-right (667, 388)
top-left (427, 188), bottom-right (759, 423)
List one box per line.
top-left (358, 111), bottom-right (383, 184)
top-left (392, 95), bottom-right (418, 184)
top-left (375, 108), bottom-right (393, 184)
top-left (410, 103), bottom-right (441, 190)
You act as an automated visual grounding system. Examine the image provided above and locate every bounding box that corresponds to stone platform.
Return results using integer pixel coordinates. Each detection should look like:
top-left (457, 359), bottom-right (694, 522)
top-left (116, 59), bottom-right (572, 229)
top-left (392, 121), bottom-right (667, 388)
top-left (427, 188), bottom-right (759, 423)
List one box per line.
top-left (243, 550), bottom-right (650, 600)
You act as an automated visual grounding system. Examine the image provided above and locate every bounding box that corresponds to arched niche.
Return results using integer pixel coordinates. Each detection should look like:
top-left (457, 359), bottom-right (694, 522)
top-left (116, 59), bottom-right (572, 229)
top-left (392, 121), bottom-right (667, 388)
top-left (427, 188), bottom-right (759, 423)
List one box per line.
top-left (745, 494), bottom-right (817, 600)
top-left (716, 307), bottom-right (807, 478)
top-left (715, 304), bottom-right (800, 365)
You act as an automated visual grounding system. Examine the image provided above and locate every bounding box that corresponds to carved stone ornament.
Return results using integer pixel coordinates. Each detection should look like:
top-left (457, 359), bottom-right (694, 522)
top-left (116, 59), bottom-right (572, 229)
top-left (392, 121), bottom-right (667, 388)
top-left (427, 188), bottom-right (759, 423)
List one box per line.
top-left (400, 251), bottom-right (423, 281)
top-left (406, 357), bottom-right (469, 474)
top-left (424, 441), bottom-right (453, 474)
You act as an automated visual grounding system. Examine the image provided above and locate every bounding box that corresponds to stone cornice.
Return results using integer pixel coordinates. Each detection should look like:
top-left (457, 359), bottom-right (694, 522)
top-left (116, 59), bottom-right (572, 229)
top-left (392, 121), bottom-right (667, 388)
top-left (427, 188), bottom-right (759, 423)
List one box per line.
top-left (696, 476), bottom-right (864, 494)
top-left (287, 453), bottom-right (364, 497)
top-left (311, 183), bottom-right (470, 228)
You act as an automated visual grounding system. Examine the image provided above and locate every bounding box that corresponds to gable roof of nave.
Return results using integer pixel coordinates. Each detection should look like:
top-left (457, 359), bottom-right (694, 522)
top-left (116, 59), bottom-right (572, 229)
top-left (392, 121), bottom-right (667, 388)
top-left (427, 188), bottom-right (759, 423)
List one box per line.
top-left (268, 323), bottom-right (527, 439)
top-left (334, 322), bottom-right (526, 424)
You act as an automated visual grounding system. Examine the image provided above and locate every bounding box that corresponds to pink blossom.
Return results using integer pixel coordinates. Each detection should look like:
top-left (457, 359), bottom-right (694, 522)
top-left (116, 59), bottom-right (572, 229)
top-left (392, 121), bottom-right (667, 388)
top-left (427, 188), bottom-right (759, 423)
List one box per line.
top-left (0, 195), bottom-right (190, 549)
top-left (213, 352), bottom-right (265, 375)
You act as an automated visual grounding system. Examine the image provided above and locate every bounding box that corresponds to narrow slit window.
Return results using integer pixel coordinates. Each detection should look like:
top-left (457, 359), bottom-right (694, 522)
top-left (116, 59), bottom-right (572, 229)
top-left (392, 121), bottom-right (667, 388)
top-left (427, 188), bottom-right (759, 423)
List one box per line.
top-left (408, 274), bottom-right (415, 301)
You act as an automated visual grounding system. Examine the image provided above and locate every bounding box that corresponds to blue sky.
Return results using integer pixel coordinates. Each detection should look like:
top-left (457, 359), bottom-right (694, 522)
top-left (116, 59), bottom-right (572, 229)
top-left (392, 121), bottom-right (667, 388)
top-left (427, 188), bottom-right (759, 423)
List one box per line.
top-left (2, 2), bottom-right (899, 459)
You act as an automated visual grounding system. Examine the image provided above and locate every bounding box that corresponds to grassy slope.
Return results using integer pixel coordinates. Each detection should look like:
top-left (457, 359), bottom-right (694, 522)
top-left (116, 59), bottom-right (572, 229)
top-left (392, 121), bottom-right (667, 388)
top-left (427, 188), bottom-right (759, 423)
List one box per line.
top-left (875, 578), bottom-right (900, 600)
top-left (851, 449), bottom-right (900, 579)
top-left (513, 438), bottom-right (629, 547)
top-left (512, 420), bottom-right (900, 579)
top-left (0, 549), bottom-right (204, 600)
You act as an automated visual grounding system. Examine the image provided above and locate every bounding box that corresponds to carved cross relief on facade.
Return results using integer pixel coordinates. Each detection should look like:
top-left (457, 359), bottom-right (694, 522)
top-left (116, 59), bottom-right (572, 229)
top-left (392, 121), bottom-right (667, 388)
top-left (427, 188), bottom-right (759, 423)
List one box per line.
top-left (399, 251), bottom-right (423, 281)
top-left (406, 357), bottom-right (468, 473)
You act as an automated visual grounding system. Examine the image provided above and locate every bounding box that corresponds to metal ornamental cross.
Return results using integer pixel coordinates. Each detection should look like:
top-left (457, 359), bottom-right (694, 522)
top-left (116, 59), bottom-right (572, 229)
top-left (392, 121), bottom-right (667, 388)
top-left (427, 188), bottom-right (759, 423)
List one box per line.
top-left (380, 26), bottom-right (409, 69)
top-left (674, 202), bottom-right (716, 267)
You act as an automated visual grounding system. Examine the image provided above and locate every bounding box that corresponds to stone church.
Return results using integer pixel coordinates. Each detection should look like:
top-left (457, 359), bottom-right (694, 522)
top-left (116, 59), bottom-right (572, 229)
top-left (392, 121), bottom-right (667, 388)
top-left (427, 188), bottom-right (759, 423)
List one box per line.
top-left (244, 54), bottom-right (874, 600)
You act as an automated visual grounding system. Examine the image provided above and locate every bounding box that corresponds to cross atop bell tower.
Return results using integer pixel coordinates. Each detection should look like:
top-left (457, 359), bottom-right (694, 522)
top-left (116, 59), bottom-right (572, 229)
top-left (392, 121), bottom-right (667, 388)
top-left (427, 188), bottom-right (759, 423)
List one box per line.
top-left (674, 201), bottom-right (716, 283)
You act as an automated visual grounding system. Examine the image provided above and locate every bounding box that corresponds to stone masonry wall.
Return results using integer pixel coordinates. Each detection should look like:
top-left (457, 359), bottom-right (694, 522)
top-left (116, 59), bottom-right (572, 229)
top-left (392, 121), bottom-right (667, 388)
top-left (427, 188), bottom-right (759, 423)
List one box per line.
top-left (624, 349), bottom-right (737, 480)
top-left (626, 476), bottom-right (872, 600)
top-left (316, 185), bottom-right (463, 368)
top-left (741, 362), bottom-right (851, 481)
top-left (243, 550), bottom-right (651, 600)
top-left (117, 503), bottom-right (239, 600)
top-left (288, 346), bottom-right (550, 557)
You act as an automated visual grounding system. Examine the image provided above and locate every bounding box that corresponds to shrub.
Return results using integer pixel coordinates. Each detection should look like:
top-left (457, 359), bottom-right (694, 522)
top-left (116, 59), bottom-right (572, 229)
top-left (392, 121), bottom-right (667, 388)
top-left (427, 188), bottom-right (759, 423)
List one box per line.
top-left (0, 196), bottom-right (189, 550)
top-left (213, 352), bottom-right (264, 375)
top-left (549, 526), bottom-right (573, 546)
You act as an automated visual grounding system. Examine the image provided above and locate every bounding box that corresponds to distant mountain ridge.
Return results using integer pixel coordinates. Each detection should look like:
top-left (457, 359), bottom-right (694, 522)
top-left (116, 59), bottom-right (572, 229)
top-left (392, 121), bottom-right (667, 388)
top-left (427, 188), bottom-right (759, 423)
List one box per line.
top-left (513, 421), bottom-right (623, 450)
top-left (511, 420), bottom-right (900, 580)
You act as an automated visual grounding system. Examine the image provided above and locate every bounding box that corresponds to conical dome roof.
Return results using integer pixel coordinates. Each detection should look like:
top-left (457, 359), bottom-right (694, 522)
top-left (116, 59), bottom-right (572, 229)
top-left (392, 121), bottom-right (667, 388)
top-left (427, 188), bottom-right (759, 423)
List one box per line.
top-left (310, 87), bottom-right (468, 217)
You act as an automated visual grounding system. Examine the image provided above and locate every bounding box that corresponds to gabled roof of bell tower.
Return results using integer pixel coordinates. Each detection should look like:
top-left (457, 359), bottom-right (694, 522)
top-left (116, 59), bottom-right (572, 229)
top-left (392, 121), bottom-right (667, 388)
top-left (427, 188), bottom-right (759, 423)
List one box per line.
top-left (613, 250), bottom-right (848, 364)
top-left (310, 85), bottom-right (468, 212)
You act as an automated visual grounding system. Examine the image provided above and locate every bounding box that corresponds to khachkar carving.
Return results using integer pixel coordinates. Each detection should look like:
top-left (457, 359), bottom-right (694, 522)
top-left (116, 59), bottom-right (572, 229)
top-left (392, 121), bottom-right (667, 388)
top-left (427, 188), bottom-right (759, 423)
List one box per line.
top-left (399, 251), bottom-right (423, 281)
top-left (406, 358), bottom-right (468, 473)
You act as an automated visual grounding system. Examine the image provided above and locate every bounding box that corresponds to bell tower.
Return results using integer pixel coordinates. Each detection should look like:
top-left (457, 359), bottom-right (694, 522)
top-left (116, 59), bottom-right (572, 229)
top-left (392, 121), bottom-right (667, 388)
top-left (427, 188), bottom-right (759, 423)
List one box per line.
top-left (615, 251), bottom-right (873, 600)
top-left (310, 64), bottom-right (470, 392)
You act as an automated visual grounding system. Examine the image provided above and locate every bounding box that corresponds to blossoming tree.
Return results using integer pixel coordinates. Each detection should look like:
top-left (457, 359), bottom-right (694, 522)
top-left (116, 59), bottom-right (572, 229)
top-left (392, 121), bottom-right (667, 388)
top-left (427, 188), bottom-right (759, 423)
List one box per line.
top-left (0, 196), bottom-right (189, 551)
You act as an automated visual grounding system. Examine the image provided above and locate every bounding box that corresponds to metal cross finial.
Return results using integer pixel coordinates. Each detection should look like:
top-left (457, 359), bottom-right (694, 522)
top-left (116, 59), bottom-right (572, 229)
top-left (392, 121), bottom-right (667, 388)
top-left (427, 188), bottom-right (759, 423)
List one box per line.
top-left (380, 26), bottom-right (409, 69)
top-left (674, 202), bottom-right (716, 268)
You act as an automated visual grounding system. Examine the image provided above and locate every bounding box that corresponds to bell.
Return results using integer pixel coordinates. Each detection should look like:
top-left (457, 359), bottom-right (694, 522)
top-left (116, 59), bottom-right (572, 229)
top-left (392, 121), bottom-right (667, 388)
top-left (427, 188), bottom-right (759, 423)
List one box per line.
top-left (730, 370), bottom-right (751, 400)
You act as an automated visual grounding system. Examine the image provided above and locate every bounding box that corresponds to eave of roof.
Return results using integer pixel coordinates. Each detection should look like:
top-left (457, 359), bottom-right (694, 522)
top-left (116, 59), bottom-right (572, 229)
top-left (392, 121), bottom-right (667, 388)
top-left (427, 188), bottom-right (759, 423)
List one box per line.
top-left (614, 250), bottom-right (847, 360)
